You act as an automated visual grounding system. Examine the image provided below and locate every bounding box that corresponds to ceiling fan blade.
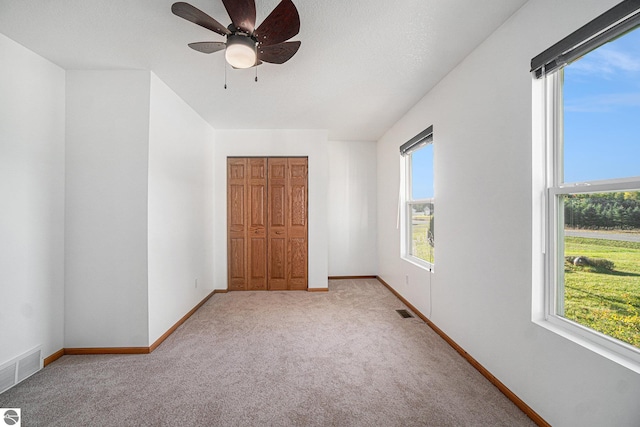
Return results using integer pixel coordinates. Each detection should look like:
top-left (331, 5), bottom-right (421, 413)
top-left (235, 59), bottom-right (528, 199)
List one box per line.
top-left (171, 2), bottom-right (230, 36)
top-left (222, 0), bottom-right (256, 34)
top-left (258, 41), bottom-right (301, 64)
top-left (188, 42), bottom-right (226, 54)
top-left (254, 0), bottom-right (300, 47)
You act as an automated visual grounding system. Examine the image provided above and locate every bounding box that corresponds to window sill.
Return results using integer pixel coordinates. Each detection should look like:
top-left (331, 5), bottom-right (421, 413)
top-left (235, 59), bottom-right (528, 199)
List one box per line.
top-left (533, 317), bottom-right (640, 375)
top-left (402, 255), bottom-right (434, 273)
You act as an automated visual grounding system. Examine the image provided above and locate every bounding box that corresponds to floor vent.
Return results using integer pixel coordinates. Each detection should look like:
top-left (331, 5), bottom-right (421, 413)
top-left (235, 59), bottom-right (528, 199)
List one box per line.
top-left (0, 363), bottom-right (16, 394)
top-left (396, 309), bottom-right (414, 318)
top-left (17, 349), bottom-right (42, 382)
top-left (0, 347), bottom-right (42, 395)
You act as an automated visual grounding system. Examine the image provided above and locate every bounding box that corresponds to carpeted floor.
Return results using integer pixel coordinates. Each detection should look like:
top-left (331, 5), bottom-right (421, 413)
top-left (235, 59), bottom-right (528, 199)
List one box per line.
top-left (0, 278), bottom-right (535, 426)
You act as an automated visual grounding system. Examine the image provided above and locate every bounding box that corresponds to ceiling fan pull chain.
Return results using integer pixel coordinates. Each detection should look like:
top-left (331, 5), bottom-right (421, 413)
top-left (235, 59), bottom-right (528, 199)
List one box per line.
top-left (255, 64), bottom-right (258, 83)
top-left (224, 60), bottom-right (228, 89)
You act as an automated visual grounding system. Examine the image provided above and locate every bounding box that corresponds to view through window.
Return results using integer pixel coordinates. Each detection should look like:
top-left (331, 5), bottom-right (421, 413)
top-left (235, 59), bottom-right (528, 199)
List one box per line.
top-left (555, 25), bottom-right (640, 351)
top-left (407, 143), bottom-right (434, 266)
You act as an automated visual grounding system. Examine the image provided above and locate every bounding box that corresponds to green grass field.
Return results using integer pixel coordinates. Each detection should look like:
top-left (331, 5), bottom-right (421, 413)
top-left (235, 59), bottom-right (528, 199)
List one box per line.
top-left (411, 218), bottom-right (433, 264)
top-left (564, 236), bottom-right (640, 348)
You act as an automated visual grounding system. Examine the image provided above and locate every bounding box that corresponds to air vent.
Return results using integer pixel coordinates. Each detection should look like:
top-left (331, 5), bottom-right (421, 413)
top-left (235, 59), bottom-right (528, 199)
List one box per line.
top-left (0, 363), bottom-right (16, 394)
top-left (17, 349), bottom-right (42, 382)
top-left (396, 309), bottom-right (414, 318)
top-left (0, 346), bottom-right (42, 395)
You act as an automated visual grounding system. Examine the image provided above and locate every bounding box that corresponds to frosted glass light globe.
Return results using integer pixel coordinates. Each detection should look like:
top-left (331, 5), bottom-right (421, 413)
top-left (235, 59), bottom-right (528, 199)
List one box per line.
top-left (225, 35), bottom-right (257, 69)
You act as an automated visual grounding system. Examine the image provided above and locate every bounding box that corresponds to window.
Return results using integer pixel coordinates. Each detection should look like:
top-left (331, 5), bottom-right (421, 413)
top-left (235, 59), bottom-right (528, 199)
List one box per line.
top-left (400, 126), bottom-right (434, 268)
top-left (533, 1), bottom-right (640, 365)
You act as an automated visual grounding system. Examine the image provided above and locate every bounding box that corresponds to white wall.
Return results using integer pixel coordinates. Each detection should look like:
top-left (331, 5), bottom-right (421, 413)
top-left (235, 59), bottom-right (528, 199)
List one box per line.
top-left (65, 70), bottom-right (150, 347)
top-left (213, 130), bottom-right (329, 290)
top-left (147, 73), bottom-right (215, 344)
top-left (327, 140), bottom-right (378, 276)
top-left (376, 1), bottom-right (640, 426)
top-left (0, 34), bottom-right (66, 363)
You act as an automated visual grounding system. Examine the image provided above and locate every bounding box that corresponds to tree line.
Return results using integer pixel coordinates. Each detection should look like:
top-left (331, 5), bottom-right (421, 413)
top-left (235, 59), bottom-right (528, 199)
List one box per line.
top-left (564, 192), bottom-right (640, 230)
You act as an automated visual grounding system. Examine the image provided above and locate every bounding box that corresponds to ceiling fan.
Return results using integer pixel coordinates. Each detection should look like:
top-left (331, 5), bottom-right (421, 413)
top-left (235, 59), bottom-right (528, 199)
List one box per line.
top-left (171, 0), bottom-right (301, 70)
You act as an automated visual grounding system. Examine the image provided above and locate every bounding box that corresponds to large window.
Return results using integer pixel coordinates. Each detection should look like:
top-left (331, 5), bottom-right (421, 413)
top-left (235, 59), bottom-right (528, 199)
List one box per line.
top-left (401, 126), bottom-right (434, 268)
top-left (533, 1), bottom-right (640, 365)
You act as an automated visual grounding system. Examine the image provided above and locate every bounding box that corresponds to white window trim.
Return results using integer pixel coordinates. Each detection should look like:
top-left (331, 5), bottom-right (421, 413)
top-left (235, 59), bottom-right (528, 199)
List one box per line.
top-left (534, 71), bottom-right (640, 373)
top-left (402, 149), bottom-right (434, 271)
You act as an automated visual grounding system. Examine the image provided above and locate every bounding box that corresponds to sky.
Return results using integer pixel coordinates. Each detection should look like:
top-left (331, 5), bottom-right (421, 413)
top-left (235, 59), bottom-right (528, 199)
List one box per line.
top-left (411, 143), bottom-right (434, 200)
top-left (563, 26), bottom-right (640, 184)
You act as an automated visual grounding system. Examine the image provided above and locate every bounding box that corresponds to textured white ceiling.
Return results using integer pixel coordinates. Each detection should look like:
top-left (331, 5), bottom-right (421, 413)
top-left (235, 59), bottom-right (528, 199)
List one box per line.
top-left (0, 0), bottom-right (527, 141)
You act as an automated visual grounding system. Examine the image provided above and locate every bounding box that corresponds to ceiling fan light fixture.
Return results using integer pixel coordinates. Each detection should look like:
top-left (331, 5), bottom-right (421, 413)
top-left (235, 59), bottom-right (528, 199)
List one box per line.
top-left (225, 34), bottom-right (257, 69)
top-left (172, 1), bottom-right (301, 71)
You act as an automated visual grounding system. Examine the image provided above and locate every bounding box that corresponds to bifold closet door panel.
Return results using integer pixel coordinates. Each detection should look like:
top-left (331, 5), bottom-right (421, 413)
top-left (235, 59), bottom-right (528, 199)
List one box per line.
top-left (227, 158), bottom-right (248, 291)
top-left (287, 158), bottom-right (308, 290)
top-left (267, 158), bottom-right (288, 290)
top-left (247, 158), bottom-right (268, 290)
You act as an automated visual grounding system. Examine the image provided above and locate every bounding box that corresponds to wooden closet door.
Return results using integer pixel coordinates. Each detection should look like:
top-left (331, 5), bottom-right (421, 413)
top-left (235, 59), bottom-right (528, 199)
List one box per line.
top-left (247, 158), bottom-right (267, 290)
top-left (227, 158), bottom-right (248, 291)
top-left (287, 158), bottom-right (308, 290)
top-left (229, 157), bottom-right (308, 291)
top-left (267, 158), bottom-right (288, 290)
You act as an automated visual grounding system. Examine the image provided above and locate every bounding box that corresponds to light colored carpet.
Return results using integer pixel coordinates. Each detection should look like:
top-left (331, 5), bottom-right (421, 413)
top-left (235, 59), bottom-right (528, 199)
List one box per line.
top-left (0, 278), bottom-right (535, 426)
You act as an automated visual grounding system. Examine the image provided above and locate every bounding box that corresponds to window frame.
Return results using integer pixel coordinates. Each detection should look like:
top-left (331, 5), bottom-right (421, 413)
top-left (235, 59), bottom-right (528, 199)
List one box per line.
top-left (403, 143), bottom-right (434, 270)
top-left (542, 68), bottom-right (640, 367)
